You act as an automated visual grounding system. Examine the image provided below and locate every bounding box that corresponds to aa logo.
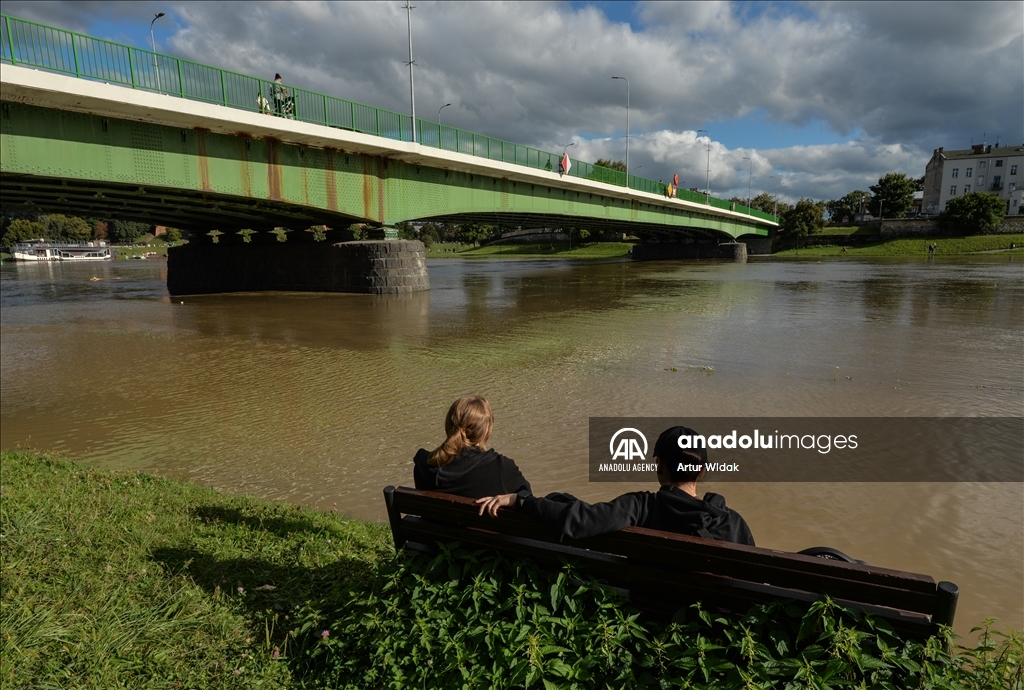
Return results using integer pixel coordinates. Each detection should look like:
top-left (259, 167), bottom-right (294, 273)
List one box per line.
top-left (609, 428), bottom-right (648, 461)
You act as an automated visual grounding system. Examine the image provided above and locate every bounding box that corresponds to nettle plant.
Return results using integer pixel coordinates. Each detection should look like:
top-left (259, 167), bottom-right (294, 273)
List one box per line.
top-left (294, 545), bottom-right (1022, 689)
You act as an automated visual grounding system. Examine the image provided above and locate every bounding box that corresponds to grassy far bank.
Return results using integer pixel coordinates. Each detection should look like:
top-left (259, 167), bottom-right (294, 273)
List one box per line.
top-left (774, 233), bottom-right (1024, 257)
top-left (428, 241), bottom-right (633, 259)
top-left (2, 450), bottom-right (1022, 688)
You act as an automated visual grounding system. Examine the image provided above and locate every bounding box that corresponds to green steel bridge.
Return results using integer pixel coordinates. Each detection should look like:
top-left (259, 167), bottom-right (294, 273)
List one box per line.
top-left (0, 14), bottom-right (775, 244)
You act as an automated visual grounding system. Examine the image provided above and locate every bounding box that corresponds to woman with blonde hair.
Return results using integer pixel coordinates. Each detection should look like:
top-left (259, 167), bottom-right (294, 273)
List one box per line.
top-left (413, 395), bottom-right (531, 499)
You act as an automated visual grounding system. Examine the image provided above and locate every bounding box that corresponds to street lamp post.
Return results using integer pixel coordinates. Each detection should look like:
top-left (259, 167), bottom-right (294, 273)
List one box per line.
top-left (742, 157), bottom-right (752, 214)
top-left (770, 175), bottom-right (779, 218)
top-left (611, 76), bottom-right (629, 184)
top-left (403, 2), bottom-right (417, 144)
top-left (150, 12), bottom-right (165, 91)
top-left (696, 129), bottom-right (710, 204)
top-left (437, 103), bottom-right (451, 148)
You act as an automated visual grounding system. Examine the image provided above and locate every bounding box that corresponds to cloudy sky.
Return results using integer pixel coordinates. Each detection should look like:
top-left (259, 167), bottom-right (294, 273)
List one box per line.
top-left (6, 1), bottom-right (1022, 203)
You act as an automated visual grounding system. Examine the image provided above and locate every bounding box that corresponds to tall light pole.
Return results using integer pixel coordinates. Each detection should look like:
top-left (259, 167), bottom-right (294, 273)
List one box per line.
top-left (742, 157), bottom-right (752, 213)
top-left (150, 12), bottom-right (165, 91)
top-left (770, 175), bottom-right (779, 218)
top-left (403, 2), bottom-right (417, 144)
top-left (696, 129), bottom-right (711, 204)
top-left (611, 76), bottom-right (629, 184)
top-left (437, 103), bottom-right (451, 148)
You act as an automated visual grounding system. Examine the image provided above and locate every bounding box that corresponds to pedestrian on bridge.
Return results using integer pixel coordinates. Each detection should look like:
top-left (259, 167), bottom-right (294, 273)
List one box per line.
top-left (272, 74), bottom-right (291, 117)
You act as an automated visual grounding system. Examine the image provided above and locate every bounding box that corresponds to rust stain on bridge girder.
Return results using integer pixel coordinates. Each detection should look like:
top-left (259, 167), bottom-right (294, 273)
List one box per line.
top-left (236, 134), bottom-right (252, 198)
top-left (362, 155), bottom-right (374, 221)
top-left (195, 129), bottom-right (211, 191)
top-left (378, 157), bottom-right (386, 223)
top-left (324, 148), bottom-right (338, 211)
top-left (266, 137), bottom-right (282, 201)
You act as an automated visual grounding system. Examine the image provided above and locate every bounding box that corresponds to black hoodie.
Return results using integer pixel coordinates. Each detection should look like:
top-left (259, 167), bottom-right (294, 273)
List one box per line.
top-left (521, 486), bottom-right (755, 546)
top-left (413, 447), bottom-right (531, 499)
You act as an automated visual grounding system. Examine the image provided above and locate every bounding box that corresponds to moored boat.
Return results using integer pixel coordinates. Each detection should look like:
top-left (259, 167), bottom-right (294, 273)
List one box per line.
top-left (11, 239), bottom-right (112, 261)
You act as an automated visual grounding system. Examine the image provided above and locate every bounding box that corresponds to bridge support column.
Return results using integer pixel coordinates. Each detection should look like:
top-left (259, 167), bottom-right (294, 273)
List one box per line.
top-left (630, 242), bottom-right (747, 262)
top-left (167, 240), bottom-right (429, 296)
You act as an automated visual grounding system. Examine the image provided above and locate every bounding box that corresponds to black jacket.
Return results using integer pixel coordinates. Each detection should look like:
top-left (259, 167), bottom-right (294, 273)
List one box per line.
top-left (522, 486), bottom-right (755, 546)
top-left (413, 447), bottom-right (531, 499)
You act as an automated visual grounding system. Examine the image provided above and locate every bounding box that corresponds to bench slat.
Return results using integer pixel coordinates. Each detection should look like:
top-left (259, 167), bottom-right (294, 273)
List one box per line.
top-left (390, 487), bottom-right (938, 598)
top-left (384, 486), bottom-right (955, 637)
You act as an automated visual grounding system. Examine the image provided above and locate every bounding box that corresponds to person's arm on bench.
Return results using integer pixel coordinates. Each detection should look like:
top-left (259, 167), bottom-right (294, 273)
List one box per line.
top-left (476, 490), bottom-right (650, 540)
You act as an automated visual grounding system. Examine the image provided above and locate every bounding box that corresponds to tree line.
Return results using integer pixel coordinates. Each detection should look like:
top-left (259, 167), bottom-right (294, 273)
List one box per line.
top-left (765, 172), bottom-right (1007, 242)
top-left (0, 212), bottom-right (179, 249)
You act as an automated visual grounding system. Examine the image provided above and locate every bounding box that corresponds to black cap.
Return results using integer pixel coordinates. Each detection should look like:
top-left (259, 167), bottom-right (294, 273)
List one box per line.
top-left (653, 426), bottom-right (707, 482)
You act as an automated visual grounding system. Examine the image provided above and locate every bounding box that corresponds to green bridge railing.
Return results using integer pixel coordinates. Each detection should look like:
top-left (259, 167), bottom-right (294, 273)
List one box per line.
top-left (0, 14), bottom-right (777, 225)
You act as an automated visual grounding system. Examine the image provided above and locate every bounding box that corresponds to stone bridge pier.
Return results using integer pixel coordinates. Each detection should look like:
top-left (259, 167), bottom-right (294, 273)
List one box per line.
top-left (167, 240), bottom-right (429, 296)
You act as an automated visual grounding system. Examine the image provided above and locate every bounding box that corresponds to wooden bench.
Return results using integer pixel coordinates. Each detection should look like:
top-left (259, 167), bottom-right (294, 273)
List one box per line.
top-left (383, 486), bottom-right (959, 640)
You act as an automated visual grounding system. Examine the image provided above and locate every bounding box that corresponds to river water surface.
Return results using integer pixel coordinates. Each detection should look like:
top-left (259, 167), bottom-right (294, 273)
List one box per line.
top-left (2, 255), bottom-right (1021, 632)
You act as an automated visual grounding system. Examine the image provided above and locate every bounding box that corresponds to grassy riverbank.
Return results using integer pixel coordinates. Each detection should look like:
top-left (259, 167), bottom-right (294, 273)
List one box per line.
top-left (428, 241), bottom-right (633, 259)
top-left (2, 450), bottom-right (1021, 688)
top-left (774, 233), bottom-right (1024, 257)
top-left (0, 450), bottom-right (391, 688)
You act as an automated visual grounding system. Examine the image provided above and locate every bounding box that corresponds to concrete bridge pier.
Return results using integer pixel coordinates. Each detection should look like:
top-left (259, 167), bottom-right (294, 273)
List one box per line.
top-left (167, 240), bottom-right (429, 296)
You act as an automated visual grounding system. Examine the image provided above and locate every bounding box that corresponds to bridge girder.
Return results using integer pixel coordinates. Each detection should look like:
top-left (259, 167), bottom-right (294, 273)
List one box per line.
top-left (1, 102), bottom-right (770, 241)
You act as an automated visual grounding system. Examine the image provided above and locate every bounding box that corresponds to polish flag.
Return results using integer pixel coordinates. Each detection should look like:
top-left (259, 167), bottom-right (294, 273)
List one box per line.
top-left (560, 152), bottom-right (571, 175)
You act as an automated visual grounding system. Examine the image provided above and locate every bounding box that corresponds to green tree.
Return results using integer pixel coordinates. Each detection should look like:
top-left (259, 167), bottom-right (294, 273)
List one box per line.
top-left (938, 192), bottom-right (1006, 235)
top-left (869, 173), bottom-right (917, 218)
top-left (749, 190), bottom-right (778, 214)
top-left (780, 199), bottom-right (826, 243)
top-left (454, 223), bottom-right (493, 245)
top-left (109, 220), bottom-right (150, 244)
top-left (40, 214), bottom-right (91, 242)
top-left (826, 190), bottom-right (872, 224)
top-left (396, 221), bottom-right (417, 240)
top-left (594, 159), bottom-right (626, 173)
top-left (164, 228), bottom-right (182, 242)
top-left (1, 219), bottom-right (46, 248)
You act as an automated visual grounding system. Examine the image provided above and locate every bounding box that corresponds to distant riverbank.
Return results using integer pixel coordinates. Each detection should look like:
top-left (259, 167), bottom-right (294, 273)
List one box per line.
top-left (773, 233), bottom-right (1024, 257)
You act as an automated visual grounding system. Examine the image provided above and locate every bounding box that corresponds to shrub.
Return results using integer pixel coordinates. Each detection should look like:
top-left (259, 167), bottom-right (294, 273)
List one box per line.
top-left (296, 546), bottom-right (1023, 689)
top-left (939, 192), bottom-right (1006, 235)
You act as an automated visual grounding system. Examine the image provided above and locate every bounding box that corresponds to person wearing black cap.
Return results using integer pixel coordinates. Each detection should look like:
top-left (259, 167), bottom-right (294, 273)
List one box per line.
top-left (474, 426), bottom-right (754, 545)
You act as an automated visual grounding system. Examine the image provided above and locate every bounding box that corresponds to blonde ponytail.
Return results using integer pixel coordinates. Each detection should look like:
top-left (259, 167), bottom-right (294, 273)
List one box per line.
top-left (428, 396), bottom-right (493, 467)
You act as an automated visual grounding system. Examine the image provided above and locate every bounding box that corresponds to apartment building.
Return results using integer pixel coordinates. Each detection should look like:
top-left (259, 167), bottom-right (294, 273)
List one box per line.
top-left (922, 143), bottom-right (1024, 213)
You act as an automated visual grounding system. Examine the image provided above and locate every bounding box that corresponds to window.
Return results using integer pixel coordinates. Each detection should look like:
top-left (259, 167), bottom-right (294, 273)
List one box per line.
top-left (978, 176), bottom-right (986, 185)
top-left (964, 184), bottom-right (971, 193)
top-left (1010, 182), bottom-right (1017, 192)
top-left (995, 159), bottom-right (1003, 167)
top-left (993, 175), bottom-right (1002, 187)
top-left (952, 168), bottom-right (959, 178)
top-left (950, 185), bottom-right (957, 195)
top-left (1012, 165), bottom-right (1018, 175)
top-left (966, 168), bottom-right (973, 177)
top-left (979, 161), bottom-right (986, 168)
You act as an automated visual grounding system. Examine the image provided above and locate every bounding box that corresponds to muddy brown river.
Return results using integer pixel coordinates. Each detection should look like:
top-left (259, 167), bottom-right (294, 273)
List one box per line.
top-left (2, 254), bottom-right (1021, 633)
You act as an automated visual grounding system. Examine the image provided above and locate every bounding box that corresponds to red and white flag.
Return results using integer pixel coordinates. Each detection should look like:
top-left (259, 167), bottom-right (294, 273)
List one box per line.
top-left (673, 173), bottom-right (679, 187)
top-left (560, 152), bottom-right (571, 175)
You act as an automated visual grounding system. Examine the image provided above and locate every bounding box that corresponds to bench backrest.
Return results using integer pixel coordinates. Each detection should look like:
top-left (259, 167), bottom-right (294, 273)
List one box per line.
top-left (384, 486), bottom-right (958, 639)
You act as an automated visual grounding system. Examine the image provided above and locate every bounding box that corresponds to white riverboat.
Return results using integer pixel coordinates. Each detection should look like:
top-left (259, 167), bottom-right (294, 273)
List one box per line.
top-left (11, 239), bottom-right (112, 262)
